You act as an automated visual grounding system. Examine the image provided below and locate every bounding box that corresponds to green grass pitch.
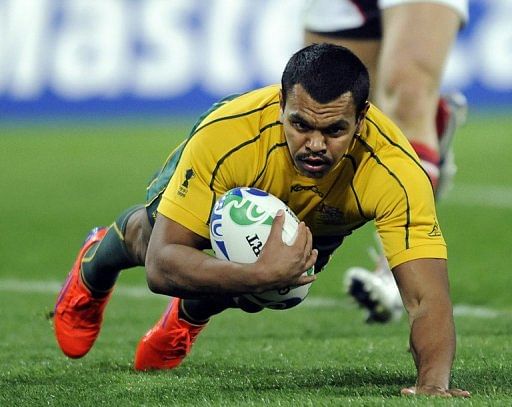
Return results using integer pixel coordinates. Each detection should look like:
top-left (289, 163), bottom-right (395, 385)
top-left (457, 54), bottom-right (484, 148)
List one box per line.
top-left (1, 113), bottom-right (511, 405)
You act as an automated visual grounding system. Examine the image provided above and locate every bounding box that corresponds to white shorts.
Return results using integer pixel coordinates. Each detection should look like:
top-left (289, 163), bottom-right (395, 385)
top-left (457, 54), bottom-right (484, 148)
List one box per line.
top-left (303, 0), bottom-right (469, 37)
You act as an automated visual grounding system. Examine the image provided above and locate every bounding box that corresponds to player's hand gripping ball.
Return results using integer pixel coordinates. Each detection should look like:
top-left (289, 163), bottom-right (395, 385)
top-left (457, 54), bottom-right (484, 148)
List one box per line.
top-left (209, 187), bottom-right (314, 310)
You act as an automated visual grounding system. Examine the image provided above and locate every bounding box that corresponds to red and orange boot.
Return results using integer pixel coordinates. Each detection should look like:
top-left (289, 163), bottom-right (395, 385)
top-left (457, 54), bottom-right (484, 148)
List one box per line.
top-left (53, 227), bottom-right (111, 358)
top-left (134, 298), bottom-right (207, 371)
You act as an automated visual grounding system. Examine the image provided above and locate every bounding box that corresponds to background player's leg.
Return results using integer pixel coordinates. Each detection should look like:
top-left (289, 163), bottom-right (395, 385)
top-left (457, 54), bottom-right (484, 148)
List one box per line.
top-left (345, 3), bottom-right (465, 322)
top-left (375, 3), bottom-right (461, 186)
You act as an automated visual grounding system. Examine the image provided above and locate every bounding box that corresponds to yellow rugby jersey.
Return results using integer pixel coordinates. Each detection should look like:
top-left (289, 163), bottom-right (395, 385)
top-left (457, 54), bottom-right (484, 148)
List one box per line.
top-left (158, 85), bottom-right (446, 269)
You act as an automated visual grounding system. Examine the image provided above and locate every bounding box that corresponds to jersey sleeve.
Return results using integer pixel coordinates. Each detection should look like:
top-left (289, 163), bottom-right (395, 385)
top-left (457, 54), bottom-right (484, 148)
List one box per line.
top-left (157, 143), bottom-right (218, 239)
top-left (157, 116), bottom-right (260, 239)
top-left (363, 150), bottom-right (447, 269)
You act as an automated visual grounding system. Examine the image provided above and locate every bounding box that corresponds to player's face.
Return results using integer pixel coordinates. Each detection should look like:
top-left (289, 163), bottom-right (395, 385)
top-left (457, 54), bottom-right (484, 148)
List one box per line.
top-left (281, 84), bottom-right (367, 179)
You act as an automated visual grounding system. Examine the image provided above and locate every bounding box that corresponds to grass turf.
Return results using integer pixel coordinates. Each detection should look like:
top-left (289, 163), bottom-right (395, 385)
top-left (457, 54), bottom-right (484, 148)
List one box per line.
top-left (0, 113), bottom-right (511, 405)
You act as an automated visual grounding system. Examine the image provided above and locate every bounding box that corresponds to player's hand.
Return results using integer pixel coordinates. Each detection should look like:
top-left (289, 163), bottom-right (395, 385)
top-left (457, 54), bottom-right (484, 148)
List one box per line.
top-left (253, 210), bottom-right (317, 291)
top-left (401, 385), bottom-right (470, 398)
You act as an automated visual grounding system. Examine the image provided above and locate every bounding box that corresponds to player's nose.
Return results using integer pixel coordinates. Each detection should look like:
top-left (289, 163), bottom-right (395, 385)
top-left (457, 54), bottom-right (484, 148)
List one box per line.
top-left (305, 131), bottom-right (326, 153)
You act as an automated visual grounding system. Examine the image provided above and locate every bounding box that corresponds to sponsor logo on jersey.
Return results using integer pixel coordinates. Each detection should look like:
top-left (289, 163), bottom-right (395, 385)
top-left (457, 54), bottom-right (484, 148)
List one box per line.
top-left (290, 184), bottom-right (324, 197)
top-left (316, 203), bottom-right (344, 225)
top-left (428, 221), bottom-right (442, 237)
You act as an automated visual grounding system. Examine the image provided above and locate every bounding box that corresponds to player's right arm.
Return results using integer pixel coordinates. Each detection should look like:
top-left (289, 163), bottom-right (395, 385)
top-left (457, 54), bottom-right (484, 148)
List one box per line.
top-left (145, 210), bottom-right (317, 298)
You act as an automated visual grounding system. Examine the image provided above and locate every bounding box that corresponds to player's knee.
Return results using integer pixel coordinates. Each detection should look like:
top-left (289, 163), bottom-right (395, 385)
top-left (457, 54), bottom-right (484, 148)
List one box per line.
top-left (379, 72), bottom-right (436, 126)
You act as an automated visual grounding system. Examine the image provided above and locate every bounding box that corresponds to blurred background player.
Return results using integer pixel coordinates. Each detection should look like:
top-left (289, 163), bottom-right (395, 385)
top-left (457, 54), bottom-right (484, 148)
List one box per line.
top-left (303, 0), bottom-right (469, 323)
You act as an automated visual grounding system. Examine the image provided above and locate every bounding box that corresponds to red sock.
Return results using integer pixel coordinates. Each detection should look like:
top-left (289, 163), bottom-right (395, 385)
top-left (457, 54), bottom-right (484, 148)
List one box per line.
top-left (410, 141), bottom-right (440, 191)
top-left (436, 97), bottom-right (450, 139)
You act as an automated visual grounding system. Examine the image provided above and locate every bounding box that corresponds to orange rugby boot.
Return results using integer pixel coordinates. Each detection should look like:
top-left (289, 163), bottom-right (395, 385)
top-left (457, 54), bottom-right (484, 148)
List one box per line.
top-left (53, 226), bottom-right (111, 358)
top-left (134, 298), bottom-right (207, 371)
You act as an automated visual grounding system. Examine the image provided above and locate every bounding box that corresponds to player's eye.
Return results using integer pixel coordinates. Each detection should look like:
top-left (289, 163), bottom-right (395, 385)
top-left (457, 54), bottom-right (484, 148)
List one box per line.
top-left (292, 121), bottom-right (310, 131)
top-left (324, 126), bottom-right (346, 137)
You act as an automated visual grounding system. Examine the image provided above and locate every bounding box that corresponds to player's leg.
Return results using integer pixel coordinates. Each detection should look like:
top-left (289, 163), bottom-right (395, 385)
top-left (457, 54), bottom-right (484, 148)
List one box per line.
top-left (134, 296), bottom-right (239, 371)
top-left (375, 1), bottom-right (464, 188)
top-left (53, 205), bottom-right (151, 358)
top-left (81, 206), bottom-right (149, 292)
top-left (134, 287), bottom-right (267, 370)
top-left (134, 293), bottom-right (266, 371)
top-left (346, 1), bottom-right (468, 323)
top-left (435, 90), bottom-right (468, 198)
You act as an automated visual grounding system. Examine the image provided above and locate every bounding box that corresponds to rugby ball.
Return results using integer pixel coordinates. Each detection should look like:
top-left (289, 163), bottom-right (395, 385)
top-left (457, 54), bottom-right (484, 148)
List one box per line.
top-left (209, 187), bottom-right (313, 310)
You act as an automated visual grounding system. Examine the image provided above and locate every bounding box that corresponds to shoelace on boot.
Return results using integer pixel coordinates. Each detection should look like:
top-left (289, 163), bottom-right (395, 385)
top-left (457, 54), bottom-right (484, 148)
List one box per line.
top-left (161, 327), bottom-right (192, 361)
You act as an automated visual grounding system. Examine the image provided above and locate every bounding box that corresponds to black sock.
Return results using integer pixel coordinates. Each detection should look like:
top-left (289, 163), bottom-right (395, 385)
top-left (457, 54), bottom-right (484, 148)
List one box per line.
top-left (179, 297), bottom-right (236, 324)
top-left (81, 205), bottom-right (142, 296)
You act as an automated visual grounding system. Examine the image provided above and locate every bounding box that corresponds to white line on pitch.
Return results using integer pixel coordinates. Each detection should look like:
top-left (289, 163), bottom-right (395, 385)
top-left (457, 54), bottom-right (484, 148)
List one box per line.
top-left (443, 183), bottom-right (512, 209)
top-left (1, 278), bottom-right (509, 319)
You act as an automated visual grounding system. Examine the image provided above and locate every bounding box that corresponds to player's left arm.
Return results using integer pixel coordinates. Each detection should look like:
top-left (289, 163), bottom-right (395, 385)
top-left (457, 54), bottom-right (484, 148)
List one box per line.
top-left (392, 258), bottom-right (470, 398)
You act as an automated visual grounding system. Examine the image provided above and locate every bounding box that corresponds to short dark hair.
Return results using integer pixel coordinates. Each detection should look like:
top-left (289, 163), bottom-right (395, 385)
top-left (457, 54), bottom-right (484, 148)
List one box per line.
top-left (281, 43), bottom-right (370, 116)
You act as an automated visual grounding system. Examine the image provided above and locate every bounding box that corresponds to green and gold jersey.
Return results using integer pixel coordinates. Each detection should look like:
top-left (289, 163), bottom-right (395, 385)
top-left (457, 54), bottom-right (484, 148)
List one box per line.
top-left (152, 84), bottom-right (446, 269)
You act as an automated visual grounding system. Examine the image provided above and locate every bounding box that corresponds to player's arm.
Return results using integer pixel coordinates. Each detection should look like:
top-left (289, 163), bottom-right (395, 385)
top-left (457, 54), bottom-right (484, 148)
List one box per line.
top-left (145, 211), bottom-right (317, 298)
top-left (392, 258), bottom-right (470, 398)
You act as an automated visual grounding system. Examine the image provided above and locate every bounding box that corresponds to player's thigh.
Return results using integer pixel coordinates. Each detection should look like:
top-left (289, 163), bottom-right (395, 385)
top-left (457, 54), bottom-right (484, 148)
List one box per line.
top-left (304, 31), bottom-right (380, 96)
top-left (378, 2), bottom-right (463, 86)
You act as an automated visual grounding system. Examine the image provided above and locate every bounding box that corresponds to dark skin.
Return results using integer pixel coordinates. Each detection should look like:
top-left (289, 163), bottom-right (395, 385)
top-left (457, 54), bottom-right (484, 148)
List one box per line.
top-left (124, 84), bottom-right (469, 397)
top-left (120, 204), bottom-right (316, 300)
top-left (394, 259), bottom-right (470, 397)
top-left (280, 85), bottom-right (367, 179)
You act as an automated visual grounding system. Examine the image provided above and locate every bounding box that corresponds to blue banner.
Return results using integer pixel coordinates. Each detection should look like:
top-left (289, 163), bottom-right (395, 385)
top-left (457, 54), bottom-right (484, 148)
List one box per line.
top-left (0, 0), bottom-right (510, 120)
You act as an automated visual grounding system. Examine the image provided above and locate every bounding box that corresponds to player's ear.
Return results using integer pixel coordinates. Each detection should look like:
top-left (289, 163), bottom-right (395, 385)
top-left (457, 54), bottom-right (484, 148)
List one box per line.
top-left (355, 101), bottom-right (370, 132)
top-left (279, 89), bottom-right (287, 123)
top-left (279, 89), bottom-right (286, 114)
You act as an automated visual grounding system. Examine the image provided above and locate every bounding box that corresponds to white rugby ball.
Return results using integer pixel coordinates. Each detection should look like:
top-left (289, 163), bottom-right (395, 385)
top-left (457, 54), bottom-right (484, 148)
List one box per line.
top-left (209, 187), bottom-right (313, 310)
